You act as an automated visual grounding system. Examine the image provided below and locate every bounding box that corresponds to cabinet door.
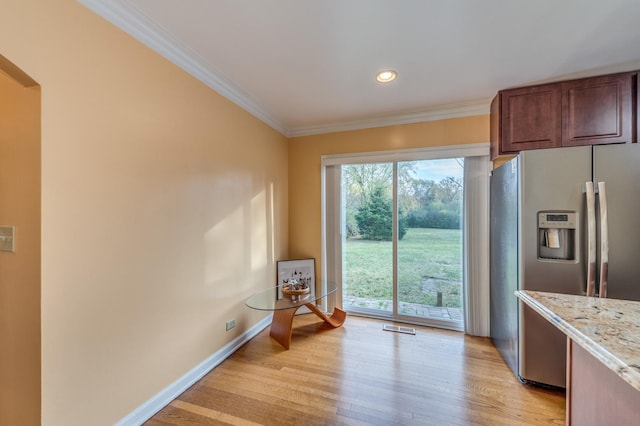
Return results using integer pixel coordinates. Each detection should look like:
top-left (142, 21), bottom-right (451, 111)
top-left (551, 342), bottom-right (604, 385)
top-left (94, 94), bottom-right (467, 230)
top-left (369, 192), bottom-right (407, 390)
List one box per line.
top-left (500, 84), bottom-right (562, 153)
top-left (562, 72), bottom-right (634, 146)
top-left (567, 340), bottom-right (640, 425)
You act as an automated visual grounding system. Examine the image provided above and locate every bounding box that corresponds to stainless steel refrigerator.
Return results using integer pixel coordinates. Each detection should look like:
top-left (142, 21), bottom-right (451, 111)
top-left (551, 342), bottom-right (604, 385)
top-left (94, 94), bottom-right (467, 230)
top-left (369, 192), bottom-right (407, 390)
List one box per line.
top-left (490, 143), bottom-right (640, 388)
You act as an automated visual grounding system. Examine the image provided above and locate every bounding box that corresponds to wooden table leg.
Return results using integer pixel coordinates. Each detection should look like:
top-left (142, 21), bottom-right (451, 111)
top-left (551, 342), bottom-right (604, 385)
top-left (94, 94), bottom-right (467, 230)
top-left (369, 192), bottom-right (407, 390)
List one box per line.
top-left (269, 305), bottom-right (347, 350)
top-left (305, 304), bottom-right (347, 328)
top-left (269, 307), bottom-right (299, 350)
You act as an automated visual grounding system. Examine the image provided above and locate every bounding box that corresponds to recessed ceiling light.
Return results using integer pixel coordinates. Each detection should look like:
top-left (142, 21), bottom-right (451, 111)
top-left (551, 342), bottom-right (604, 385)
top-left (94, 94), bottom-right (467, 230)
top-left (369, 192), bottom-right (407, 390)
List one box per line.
top-left (376, 70), bottom-right (397, 83)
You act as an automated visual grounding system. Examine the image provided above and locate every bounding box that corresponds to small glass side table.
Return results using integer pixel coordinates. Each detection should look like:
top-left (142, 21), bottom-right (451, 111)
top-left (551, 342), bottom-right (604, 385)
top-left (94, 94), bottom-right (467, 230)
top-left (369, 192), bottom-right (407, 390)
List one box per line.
top-left (245, 282), bottom-right (346, 349)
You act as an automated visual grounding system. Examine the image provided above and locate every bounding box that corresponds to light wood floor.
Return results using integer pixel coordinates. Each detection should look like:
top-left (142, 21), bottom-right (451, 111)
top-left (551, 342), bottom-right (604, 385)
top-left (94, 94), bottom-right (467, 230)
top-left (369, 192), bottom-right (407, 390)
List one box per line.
top-left (145, 314), bottom-right (565, 425)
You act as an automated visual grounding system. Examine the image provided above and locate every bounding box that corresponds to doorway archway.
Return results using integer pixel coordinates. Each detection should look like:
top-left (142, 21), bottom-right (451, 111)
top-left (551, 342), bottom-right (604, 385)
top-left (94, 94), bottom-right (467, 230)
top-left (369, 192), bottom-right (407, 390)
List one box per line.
top-left (0, 53), bottom-right (41, 426)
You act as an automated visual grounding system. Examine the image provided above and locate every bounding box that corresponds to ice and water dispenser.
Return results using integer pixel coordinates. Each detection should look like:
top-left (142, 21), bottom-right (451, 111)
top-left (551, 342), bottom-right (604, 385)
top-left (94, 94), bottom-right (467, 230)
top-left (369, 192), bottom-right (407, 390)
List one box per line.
top-left (538, 212), bottom-right (577, 261)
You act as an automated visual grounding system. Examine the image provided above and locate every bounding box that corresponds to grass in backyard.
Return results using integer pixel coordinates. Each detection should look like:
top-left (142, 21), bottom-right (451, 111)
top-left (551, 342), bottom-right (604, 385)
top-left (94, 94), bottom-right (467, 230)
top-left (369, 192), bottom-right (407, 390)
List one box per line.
top-left (344, 228), bottom-right (462, 308)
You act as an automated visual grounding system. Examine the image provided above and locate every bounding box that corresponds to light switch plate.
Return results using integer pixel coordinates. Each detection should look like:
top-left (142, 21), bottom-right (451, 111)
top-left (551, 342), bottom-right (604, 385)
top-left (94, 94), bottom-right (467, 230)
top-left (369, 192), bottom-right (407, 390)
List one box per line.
top-left (0, 226), bottom-right (15, 252)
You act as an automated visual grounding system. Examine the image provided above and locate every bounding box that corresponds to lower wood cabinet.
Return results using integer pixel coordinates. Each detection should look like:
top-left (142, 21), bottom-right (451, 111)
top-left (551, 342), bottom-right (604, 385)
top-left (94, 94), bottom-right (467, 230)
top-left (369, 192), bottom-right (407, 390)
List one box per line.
top-left (566, 339), bottom-right (640, 425)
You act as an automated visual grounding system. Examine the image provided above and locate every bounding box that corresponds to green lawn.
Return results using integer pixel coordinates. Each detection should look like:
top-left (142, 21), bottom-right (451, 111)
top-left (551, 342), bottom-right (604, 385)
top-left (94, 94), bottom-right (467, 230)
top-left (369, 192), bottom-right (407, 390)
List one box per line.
top-left (344, 227), bottom-right (462, 308)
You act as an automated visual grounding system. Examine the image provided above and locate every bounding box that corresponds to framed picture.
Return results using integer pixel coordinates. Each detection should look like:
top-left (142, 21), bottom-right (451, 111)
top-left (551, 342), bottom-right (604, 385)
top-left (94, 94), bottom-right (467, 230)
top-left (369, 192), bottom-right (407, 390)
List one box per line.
top-left (276, 258), bottom-right (315, 299)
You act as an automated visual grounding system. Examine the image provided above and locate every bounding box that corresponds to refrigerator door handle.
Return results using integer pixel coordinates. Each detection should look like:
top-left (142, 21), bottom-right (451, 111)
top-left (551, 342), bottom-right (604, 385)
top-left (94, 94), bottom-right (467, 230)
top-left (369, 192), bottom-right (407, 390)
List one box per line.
top-left (598, 182), bottom-right (609, 298)
top-left (586, 181), bottom-right (597, 297)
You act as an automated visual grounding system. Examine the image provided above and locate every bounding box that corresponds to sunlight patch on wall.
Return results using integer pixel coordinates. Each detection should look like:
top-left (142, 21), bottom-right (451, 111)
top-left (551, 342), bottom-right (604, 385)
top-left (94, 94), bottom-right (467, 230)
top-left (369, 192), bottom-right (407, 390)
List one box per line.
top-left (250, 189), bottom-right (267, 272)
top-left (204, 206), bottom-right (244, 286)
top-left (269, 182), bottom-right (275, 266)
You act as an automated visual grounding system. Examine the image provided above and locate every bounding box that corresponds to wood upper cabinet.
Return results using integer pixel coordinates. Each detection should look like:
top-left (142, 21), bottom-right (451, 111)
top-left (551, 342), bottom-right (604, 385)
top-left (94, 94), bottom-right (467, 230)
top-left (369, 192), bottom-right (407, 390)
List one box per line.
top-left (498, 84), bottom-right (562, 154)
top-left (562, 72), bottom-right (634, 146)
top-left (491, 71), bottom-right (638, 159)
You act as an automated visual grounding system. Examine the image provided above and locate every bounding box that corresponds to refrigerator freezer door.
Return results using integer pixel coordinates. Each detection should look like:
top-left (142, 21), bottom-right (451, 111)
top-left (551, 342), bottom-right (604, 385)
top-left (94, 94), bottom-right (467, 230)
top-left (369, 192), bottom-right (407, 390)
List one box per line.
top-left (519, 145), bottom-right (591, 387)
top-left (490, 157), bottom-right (519, 377)
top-left (594, 143), bottom-right (640, 301)
top-left (520, 146), bottom-right (591, 294)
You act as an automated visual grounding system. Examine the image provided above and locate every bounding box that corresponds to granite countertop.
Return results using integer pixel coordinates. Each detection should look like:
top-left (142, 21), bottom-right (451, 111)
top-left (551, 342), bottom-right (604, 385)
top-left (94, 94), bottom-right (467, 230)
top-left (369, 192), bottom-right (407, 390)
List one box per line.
top-left (515, 290), bottom-right (640, 392)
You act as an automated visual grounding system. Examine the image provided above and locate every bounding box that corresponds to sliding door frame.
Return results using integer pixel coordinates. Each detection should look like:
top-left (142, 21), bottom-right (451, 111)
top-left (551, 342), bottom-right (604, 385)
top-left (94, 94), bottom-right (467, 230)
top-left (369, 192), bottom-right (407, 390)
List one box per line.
top-left (321, 143), bottom-right (490, 334)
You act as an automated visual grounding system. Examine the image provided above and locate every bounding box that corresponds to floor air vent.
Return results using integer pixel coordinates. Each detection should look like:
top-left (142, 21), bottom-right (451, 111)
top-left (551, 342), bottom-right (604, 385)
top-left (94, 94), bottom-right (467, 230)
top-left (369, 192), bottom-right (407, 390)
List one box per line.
top-left (382, 324), bottom-right (416, 335)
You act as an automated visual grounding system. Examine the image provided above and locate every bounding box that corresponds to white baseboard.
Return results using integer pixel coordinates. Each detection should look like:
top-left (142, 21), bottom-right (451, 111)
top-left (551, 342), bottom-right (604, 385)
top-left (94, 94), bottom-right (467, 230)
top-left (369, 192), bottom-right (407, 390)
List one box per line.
top-left (115, 315), bottom-right (273, 426)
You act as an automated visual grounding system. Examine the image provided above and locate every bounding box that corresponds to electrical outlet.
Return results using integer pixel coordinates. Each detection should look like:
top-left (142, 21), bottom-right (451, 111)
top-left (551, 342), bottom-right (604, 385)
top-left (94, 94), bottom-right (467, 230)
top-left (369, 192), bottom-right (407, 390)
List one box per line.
top-left (226, 319), bottom-right (236, 331)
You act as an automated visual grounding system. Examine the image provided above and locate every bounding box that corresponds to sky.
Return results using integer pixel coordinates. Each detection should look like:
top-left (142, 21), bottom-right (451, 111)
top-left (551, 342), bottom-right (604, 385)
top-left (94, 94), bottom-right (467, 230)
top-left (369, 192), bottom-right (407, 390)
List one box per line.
top-left (411, 158), bottom-right (463, 182)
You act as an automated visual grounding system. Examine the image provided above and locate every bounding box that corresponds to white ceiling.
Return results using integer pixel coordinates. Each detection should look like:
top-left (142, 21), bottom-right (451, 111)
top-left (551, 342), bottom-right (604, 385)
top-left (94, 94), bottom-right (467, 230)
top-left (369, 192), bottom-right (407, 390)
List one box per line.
top-left (80, 0), bottom-right (640, 137)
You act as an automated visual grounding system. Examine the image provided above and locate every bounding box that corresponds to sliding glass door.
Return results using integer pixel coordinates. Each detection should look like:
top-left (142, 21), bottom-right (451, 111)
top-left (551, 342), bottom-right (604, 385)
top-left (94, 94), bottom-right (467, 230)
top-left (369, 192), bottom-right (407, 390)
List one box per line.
top-left (396, 159), bottom-right (463, 324)
top-left (323, 144), bottom-right (490, 334)
top-left (342, 163), bottom-right (394, 313)
top-left (340, 158), bottom-right (464, 328)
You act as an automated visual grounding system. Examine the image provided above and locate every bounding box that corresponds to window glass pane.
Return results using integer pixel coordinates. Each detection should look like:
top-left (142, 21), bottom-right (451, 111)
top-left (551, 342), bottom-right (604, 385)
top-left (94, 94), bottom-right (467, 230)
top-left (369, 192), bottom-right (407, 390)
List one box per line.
top-left (342, 163), bottom-right (393, 313)
top-left (397, 159), bottom-right (463, 321)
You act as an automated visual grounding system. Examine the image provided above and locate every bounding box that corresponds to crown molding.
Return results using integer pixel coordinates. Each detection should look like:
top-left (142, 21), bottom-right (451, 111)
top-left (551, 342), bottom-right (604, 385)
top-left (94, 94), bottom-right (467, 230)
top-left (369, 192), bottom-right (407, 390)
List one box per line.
top-left (78, 0), bottom-right (491, 139)
top-left (77, 0), bottom-right (289, 135)
top-left (286, 98), bottom-right (492, 138)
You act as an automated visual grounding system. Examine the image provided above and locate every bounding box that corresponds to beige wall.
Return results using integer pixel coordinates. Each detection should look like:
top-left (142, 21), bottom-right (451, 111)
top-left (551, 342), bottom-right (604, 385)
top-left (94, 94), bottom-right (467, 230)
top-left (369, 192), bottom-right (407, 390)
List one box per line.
top-left (1, 1), bottom-right (288, 425)
top-left (0, 70), bottom-right (41, 426)
top-left (288, 116), bottom-right (489, 267)
top-left (0, 1), bottom-right (489, 424)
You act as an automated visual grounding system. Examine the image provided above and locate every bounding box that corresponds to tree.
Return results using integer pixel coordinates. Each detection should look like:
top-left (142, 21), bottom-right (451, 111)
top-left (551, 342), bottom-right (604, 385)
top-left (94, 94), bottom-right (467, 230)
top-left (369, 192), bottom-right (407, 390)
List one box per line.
top-left (355, 186), bottom-right (408, 240)
top-left (405, 176), bottom-right (462, 229)
top-left (343, 164), bottom-right (392, 206)
top-left (344, 163), bottom-right (416, 238)
top-left (344, 164), bottom-right (393, 238)
top-left (434, 176), bottom-right (462, 203)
